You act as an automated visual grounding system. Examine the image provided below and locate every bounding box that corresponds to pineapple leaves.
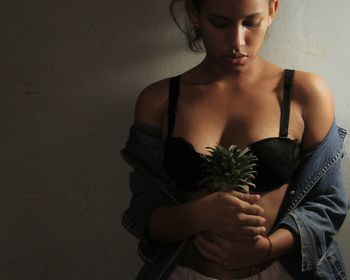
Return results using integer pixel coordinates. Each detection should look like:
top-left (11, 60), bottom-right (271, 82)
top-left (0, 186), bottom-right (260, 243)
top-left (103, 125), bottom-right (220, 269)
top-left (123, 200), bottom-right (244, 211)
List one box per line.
top-left (199, 144), bottom-right (257, 194)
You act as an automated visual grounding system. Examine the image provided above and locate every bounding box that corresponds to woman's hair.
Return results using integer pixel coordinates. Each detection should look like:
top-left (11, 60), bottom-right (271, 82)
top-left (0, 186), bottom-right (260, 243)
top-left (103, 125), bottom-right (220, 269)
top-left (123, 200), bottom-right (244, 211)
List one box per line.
top-left (170, 0), bottom-right (274, 53)
top-left (169, 0), bottom-right (204, 52)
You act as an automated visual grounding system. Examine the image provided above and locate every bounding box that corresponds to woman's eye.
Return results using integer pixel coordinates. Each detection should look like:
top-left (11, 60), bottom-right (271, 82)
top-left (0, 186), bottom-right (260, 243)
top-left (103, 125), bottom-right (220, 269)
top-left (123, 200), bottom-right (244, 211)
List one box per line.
top-left (211, 20), bottom-right (230, 29)
top-left (243, 21), bottom-right (261, 28)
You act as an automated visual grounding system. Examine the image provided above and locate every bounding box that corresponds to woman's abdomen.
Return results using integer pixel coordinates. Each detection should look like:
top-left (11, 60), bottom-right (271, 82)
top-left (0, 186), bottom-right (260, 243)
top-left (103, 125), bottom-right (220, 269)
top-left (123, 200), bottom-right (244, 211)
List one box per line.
top-left (179, 184), bottom-right (289, 278)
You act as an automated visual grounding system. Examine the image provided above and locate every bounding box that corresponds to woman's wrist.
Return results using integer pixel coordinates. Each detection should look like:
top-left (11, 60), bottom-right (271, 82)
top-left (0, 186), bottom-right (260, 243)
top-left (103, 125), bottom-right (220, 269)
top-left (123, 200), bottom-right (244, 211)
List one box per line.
top-left (147, 199), bottom-right (209, 244)
top-left (262, 236), bottom-right (273, 264)
top-left (190, 196), bottom-right (208, 233)
top-left (253, 236), bottom-right (274, 266)
top-left (267, 228), bottom-right (298, 260)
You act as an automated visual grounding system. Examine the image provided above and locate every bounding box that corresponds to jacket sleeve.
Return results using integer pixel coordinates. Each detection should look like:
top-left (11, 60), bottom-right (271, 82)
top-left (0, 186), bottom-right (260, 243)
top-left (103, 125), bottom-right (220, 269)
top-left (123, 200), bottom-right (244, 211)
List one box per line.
top-left (277, 153), bottom-right (349, 272)
top-left (121, 165), bottom-right (182, 261)
top-left (121, 167), bottom-right (175, 241)
top-left (120, 123), bottom-right (185, 261)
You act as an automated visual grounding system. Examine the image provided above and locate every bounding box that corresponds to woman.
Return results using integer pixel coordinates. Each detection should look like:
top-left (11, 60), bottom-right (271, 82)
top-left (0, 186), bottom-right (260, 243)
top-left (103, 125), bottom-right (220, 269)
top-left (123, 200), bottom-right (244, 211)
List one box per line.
top-left (121, 0), bottom-right (349, 279)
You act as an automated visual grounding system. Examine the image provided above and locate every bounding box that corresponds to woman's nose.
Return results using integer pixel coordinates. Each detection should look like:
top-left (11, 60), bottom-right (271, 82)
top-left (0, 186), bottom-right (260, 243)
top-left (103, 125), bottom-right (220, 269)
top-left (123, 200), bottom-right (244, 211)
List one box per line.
top-left (227, 26), bottom-right (245, 50)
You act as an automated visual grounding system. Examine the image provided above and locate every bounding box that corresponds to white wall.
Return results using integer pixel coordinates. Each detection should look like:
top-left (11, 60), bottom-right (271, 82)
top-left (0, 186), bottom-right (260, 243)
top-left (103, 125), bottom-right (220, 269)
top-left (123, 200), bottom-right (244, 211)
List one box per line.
top-left (0, 0), bottom-right (348, 279)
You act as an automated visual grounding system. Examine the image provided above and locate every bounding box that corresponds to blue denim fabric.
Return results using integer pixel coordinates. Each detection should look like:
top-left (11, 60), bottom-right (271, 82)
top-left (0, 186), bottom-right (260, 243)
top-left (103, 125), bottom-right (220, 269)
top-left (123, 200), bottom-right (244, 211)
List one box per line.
top-left (121, 120), bottom-right (349, 280)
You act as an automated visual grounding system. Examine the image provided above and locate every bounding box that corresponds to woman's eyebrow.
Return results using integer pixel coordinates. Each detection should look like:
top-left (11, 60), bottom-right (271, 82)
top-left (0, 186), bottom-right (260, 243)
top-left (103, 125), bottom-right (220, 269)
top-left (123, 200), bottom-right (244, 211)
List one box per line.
top-left (208, 12), bottom-right (264, 20)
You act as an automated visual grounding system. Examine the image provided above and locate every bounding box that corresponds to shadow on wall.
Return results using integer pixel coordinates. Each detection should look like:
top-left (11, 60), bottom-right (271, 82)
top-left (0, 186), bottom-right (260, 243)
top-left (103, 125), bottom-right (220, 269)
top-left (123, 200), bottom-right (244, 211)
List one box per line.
top-left (0, 0), bottom-right (184, 279)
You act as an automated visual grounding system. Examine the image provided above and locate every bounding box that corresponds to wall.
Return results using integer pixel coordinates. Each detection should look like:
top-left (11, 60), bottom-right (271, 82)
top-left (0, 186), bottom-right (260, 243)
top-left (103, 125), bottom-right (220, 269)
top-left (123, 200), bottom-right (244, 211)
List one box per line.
top-left (0, 0), bottom-right (348, 279)
top-left (261, 2), bottom-right (350, 277)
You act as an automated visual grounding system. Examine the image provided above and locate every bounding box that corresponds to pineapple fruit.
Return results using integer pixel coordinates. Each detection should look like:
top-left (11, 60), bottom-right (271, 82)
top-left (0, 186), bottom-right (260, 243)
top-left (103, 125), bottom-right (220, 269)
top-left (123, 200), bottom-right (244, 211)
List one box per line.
top-left (199, 144), bottom-right (257, 194)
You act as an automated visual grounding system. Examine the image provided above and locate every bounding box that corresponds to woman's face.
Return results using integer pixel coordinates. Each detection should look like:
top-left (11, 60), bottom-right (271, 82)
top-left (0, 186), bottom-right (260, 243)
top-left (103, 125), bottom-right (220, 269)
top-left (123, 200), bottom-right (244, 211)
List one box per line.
top-left (192, 0), bottom-right (277, 72)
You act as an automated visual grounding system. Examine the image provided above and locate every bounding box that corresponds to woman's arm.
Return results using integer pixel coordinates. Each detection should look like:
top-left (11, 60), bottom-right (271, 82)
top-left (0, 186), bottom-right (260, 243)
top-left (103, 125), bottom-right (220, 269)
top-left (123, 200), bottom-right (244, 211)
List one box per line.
top-left (148, 191), bottom-right (266, 244)
top-left (294, 71), bottom-right (335, 150)
top-left (267, 71), bottom-right (336, 260)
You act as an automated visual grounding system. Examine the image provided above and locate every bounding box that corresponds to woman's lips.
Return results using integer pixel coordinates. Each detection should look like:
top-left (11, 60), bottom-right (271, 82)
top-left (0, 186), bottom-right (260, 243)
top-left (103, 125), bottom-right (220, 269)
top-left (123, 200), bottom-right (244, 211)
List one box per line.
top-left (226, 55), bottom-right (248, 66)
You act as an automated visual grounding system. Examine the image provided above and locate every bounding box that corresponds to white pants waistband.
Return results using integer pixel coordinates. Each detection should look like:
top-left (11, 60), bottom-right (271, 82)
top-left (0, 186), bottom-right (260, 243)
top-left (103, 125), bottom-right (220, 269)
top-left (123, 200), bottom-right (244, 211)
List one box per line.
top-left (168, 261), bottom-right (294, 280)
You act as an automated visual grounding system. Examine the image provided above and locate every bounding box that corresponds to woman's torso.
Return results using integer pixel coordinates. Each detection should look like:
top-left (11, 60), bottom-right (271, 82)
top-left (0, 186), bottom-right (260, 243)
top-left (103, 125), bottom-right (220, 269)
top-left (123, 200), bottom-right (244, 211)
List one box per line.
top-left (161, 64), bottom-right (304, 278)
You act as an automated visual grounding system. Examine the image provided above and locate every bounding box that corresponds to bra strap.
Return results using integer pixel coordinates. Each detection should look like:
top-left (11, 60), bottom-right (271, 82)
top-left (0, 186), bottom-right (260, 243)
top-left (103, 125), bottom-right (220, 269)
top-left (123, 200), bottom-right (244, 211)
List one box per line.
top-left (280, 69), bottom-right (295, 138)
top-left (167, 75), bottom-right (181, 139)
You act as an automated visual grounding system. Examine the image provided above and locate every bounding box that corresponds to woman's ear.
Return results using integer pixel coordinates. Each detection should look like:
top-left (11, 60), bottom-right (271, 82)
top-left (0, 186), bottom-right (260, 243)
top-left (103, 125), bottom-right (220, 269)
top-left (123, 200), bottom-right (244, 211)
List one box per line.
top-left (268, 0), bottom-right (280, 26)
top-left (185, 0), bottom-right (200, 27)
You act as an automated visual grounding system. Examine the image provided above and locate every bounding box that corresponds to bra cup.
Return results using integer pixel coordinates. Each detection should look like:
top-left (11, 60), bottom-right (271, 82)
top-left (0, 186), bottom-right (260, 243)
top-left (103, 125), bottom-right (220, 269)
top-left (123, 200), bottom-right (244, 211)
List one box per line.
top-left (250, 138), bottom-right (301, 192)
top-left (164, 137), bottom-right (203, 191)
top-left (164, 136), bottom-right (301, 192)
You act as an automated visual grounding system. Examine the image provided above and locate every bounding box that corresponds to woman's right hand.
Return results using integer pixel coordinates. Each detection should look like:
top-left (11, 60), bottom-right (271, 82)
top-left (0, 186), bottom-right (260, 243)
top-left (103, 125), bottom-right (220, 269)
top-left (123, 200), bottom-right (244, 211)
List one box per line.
top-left (192, 191), bottom-right (266, 240)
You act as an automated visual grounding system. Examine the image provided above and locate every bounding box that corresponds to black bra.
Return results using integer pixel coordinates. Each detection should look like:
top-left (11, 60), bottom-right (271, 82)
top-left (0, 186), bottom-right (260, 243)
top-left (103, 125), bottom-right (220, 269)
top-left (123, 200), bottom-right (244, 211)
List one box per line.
top-left (164, 70), bottom-right (301, 193)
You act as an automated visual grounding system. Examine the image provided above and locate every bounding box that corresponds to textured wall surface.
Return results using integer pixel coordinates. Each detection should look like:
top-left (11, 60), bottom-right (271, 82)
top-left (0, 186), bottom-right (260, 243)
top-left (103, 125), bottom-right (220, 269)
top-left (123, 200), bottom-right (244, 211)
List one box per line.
top-left (0, 0), bottom-right (348, 279)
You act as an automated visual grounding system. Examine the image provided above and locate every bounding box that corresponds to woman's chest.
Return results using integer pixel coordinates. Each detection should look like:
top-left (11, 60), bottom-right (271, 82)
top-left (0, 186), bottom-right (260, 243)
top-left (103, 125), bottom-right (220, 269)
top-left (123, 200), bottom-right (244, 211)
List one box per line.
top-left (164, 93), bottom-right (303, 152)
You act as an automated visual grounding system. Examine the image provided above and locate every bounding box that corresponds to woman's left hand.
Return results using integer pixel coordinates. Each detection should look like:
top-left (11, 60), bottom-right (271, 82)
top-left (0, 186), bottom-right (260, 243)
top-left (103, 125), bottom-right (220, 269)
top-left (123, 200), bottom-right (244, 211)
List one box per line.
top-left (194, 231), bottom-right (271, 270)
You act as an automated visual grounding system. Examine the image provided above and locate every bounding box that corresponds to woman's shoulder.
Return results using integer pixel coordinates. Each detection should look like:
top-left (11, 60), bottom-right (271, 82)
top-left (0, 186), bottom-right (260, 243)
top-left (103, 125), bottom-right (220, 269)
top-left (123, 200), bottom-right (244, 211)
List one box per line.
top-left (292, 70), bottom-right (334, 118)
top-left (293, 70), bottom-right (333, 103)
top-left (293, 70), bottom-right (335, 149)
top-left (134, 77), bottom-right (171, 130)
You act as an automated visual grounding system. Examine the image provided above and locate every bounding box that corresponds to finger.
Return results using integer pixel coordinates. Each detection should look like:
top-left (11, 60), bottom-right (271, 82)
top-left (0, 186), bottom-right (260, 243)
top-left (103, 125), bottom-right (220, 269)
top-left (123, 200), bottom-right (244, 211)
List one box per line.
top-left (211, 230), bottom-right (257, 243)
top-left (230, 191), bottom-right (260, 204)
top-left (195, 234), bottom-right (226, 261)
top-left (238, 201), bottom-right (265, 216)
top-left (238, 225), bottom-right (266, 236)
top-left (199, 231), bottom-right (237, 250)
top-left (218, 231), bottom-right (259, 243)
top-left (230, 233), bottom-right (257, 244)
top-left (238, 213), bottom-right (266, 227)
top-left (203, 233), bottom-right (232, 251)
top-left (194, 239), bottom-right (223, 265)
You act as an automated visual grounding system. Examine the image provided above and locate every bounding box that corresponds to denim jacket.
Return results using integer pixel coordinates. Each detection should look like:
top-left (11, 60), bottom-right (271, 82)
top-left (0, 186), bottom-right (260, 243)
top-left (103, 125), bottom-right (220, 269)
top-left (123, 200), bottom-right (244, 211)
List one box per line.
top-left (121, 120), bottom-right (349, 280)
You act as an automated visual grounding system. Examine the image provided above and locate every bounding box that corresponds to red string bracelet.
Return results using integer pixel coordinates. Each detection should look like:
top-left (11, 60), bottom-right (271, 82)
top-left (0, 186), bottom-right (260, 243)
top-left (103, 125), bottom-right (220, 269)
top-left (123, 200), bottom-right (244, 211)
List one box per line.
top-left (263, 236), bottom-right (273, 264)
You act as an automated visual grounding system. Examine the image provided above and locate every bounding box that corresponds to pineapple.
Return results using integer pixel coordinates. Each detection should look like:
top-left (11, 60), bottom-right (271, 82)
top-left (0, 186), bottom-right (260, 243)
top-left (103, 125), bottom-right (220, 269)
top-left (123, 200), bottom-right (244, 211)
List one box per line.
top-left (199, 144), bottom-right (257, 194)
